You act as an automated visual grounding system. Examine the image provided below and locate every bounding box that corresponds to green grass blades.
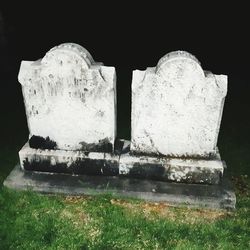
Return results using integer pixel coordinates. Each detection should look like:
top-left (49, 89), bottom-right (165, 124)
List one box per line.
top-left (0, 187), bottom-right (249, 249)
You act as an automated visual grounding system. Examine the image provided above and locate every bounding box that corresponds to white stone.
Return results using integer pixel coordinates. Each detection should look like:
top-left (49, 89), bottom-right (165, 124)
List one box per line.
top-left (18, 43), bottom-right (116, 151)
top-left (131, 51), bottom-right (227, 157)
top-left (119, 150), bottom-right (224, 184)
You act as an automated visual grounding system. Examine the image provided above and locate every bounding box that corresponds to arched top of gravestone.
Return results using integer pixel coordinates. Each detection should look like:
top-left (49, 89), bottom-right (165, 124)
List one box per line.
top-left (41, 43), bottom-right (95, 69)
top-left (156, 51), bottom-right (205, 80)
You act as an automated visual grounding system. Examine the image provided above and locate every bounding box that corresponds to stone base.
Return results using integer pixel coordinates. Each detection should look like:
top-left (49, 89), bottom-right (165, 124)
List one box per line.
top-left (19, 141), bottom-right (224, 184)
top-left (3, 164), bottom-right (236, 210)
top-left (19, 142), bottom-right (120, 176)
top-left (119, 150), bottom-right (224, 184)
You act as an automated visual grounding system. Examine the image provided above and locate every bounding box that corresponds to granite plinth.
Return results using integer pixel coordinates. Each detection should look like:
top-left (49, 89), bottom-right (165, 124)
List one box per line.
top-left (3, 164), bottom-right (236, 210)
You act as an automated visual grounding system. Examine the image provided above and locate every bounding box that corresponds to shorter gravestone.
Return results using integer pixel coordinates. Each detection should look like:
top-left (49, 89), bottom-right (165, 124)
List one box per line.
top-left (120, 51), bottom-right (227, 184)
top-left (18, 43), bottom-right (119, 176)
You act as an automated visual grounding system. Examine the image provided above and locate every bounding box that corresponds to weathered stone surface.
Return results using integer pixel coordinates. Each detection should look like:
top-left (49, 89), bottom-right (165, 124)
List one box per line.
top-left (131, 51), bottom-right (227, 157)
top-left (19, 142), bottom-right (119, 176)
top-left (119, 149), bottom-right (224, 184)
top-left (18, 43), bottom-right (117, 152)
top-left (3, 164), bottom-right (236, 210)
top-left (19, 140), bottom-right (223, 184)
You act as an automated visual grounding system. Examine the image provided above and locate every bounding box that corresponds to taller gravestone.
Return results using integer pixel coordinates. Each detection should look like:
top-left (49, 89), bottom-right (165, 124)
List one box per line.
top-left (18, 43), bottom-right (119, 176)
top-left (18, 43), bottom-right (116, 152)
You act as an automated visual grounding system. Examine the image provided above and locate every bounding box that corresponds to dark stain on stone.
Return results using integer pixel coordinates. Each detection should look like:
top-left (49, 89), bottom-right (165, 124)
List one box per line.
top-left (130, 149), bottom-right (217, 160)
top-left (114, 139), bottom-right (130, 155)
top-left (167, 152), bottom-right (217, 160)
top-left (125, 162), bottom-right (220, 184)
top-left (29, 135), bottom-right (57, 150)
top-left (128, 163), bottom-right (166, 181)
top-left (184, 169), bottom-right (221, 185)
top-left (130, 150), bottom-right (165, 158)
top-left (114, 139), bottom-right (124, 155)
top-left (23, 157), bottom-right (119, 176)
top-left (97, 111), bottom-right (104, 117)
top-left (79, 138), bottom-right (112, 153)
top-left (84, 151), bottom-right (89, 157)
top-left (72, 158), bottom-right (118, 176)
top-left (23, 158), bottom-right (71, 174)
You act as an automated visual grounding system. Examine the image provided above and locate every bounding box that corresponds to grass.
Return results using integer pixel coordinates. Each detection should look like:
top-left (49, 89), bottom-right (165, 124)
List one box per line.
top-left (0, 76), bottom-right (250, 249)
top-left (0, 184), bottom-right (249, 249)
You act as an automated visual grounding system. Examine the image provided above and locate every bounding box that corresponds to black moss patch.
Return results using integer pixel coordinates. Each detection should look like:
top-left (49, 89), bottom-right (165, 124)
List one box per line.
top-left (129, 149), bottom-right (165, 158)
top-left (72, 158), bottom-right (118, 176)
top-left (127, 163), bottom-right (166, 181)
top-left (23, 158), bottom-right (71, 174)
top-left (29, 135), bottom-right (57, 150)
top-left (79, 138), bottom-right (112, 153)
top-left (130, 149), bottom-right (217, 160)
top-left (125, 163), bottom-right (221, 184)
top-left (114, 139), bottom-right (130, 155)
top-left (184, 169), bottom-right (221, 185)
top-left (23, 157), bottom-right (119, 176)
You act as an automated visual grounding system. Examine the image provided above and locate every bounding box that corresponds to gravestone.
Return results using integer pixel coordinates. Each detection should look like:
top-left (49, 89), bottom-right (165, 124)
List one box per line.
top-left (18, 43), bottom-right (119, 175)
top-left (19, 43), bottom-right (116, 151)
top-left (120, 51), bottom-right (227, 184)
top-left (3, 47), bottom-right (236, 210)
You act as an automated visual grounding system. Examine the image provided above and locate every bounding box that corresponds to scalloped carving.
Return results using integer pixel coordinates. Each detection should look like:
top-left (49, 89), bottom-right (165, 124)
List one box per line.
top-left (156, 50), bottom-right (204, 79)
top-left (41, 43), bottom-right (94, 68)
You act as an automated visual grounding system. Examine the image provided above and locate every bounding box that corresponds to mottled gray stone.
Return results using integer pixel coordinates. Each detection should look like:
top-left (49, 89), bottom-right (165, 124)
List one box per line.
top-left (119, 149), bottom-right (224, 184)
top-left (3, 164), bottom-right (236, 210)
top-left (19, 140), bottom-right (224, 184)
top-left (19, 142), bottom-right (119, 176)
